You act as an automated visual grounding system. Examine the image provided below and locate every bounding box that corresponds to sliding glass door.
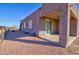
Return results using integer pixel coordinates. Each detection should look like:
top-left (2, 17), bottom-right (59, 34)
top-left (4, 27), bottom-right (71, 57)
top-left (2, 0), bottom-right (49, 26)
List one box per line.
top-left (45, 19), bottom-right (51, 34)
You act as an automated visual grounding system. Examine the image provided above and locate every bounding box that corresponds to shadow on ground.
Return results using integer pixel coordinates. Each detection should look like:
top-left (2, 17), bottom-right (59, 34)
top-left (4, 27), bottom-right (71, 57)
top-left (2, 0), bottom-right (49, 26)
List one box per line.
top-left (5, 31), bottom-right (61, 47)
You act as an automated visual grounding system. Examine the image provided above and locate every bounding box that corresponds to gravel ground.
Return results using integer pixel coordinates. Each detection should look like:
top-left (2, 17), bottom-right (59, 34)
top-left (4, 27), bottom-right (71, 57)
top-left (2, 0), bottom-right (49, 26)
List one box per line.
top-left (0, 31), bottom-right (70, 55)
top-left (67, 37), bottom-right (79, 55)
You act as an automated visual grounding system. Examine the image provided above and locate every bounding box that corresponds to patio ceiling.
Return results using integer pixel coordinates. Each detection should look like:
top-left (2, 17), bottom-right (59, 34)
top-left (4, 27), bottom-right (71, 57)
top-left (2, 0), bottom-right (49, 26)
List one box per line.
top-left (42, 10), bottom-right (77, 20)
top-left (40, 6), bottom-right (77, 20)
top-left (41, 10), bottom-right (59, 20)
top-left (70, 10), bottom-right (77, 19)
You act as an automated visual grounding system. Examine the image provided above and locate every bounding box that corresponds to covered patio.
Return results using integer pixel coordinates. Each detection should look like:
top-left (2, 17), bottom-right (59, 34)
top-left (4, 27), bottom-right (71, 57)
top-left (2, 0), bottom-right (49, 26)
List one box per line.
top-left (39, 6), bottom-right (78, 47)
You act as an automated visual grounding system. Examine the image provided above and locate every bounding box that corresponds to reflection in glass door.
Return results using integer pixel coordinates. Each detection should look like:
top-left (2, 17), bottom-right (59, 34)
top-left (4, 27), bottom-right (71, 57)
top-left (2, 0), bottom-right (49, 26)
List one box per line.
top-left (45, 19), bottom-right (51, 34)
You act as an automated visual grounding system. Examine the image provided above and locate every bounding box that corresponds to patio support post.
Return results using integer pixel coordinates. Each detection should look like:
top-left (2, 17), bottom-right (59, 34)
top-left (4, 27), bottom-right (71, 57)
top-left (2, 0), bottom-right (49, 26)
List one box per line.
top-left (59, 5), bottom-right (70, 47)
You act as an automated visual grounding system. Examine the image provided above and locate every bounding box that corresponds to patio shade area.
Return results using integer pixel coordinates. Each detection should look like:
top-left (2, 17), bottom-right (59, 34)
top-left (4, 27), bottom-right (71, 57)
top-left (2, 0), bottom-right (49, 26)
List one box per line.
top-left (39, 10), bottom-right (60, 43)
top-left (69, 11), bottom-right (77, 36)
top-left (39, 8), bottom-right (78, 47)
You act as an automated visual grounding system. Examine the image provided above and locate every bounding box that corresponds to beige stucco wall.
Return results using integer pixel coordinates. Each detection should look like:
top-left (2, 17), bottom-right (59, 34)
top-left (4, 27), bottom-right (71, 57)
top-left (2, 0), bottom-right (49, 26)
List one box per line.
top-left (39, 18), bottom-right (46, 35)
top-left (21, 3), bottom-right (69, 47)
top-left (20, 3), bottom-right (79, 47)
top-left (70, 18), bottom-right (77, 36)
top-left (51, 20), bottom-right (59, 34)
top-left (70, 4), bottom-right (79, 37)
top-left (21, 8), bottom-right (41, 35)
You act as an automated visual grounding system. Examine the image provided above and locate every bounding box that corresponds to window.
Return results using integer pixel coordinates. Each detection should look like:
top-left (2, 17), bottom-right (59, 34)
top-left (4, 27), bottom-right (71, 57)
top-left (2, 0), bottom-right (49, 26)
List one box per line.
top-left (28, 19), bottom-right (32, 29)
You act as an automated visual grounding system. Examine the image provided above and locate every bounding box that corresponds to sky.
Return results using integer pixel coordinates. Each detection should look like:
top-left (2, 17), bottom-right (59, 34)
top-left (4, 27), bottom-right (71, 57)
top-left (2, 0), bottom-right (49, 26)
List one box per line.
top-left (76, 3), bottom-right (79, 10)
top-left (0, 3), bottom-right (42, 27)
top-left (0, 3), bottom-right (79, 27)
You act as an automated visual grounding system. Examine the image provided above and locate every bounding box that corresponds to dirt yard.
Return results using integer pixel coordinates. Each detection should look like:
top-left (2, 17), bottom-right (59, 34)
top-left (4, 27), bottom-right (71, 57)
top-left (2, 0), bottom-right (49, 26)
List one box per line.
top-left (0, 31), bottom-right (76, 55)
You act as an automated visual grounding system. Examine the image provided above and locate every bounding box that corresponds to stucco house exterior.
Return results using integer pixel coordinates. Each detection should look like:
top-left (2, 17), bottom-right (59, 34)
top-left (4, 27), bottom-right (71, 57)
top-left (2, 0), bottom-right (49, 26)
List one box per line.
top-left (20, 3), bottom-right (79, 47)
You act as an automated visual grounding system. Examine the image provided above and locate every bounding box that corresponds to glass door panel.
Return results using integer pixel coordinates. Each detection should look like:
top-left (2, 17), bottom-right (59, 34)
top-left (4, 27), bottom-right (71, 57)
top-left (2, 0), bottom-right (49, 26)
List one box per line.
top-left (45, 20), bottom-right (51, 34)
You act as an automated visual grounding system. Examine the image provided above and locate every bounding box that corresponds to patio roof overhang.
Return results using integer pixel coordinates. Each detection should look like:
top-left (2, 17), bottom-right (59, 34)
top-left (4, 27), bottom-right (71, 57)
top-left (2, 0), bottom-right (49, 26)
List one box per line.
top-left (40, 10), bottom-right (60, 20)
top-left (70, 5), bottom-right (79, 19)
